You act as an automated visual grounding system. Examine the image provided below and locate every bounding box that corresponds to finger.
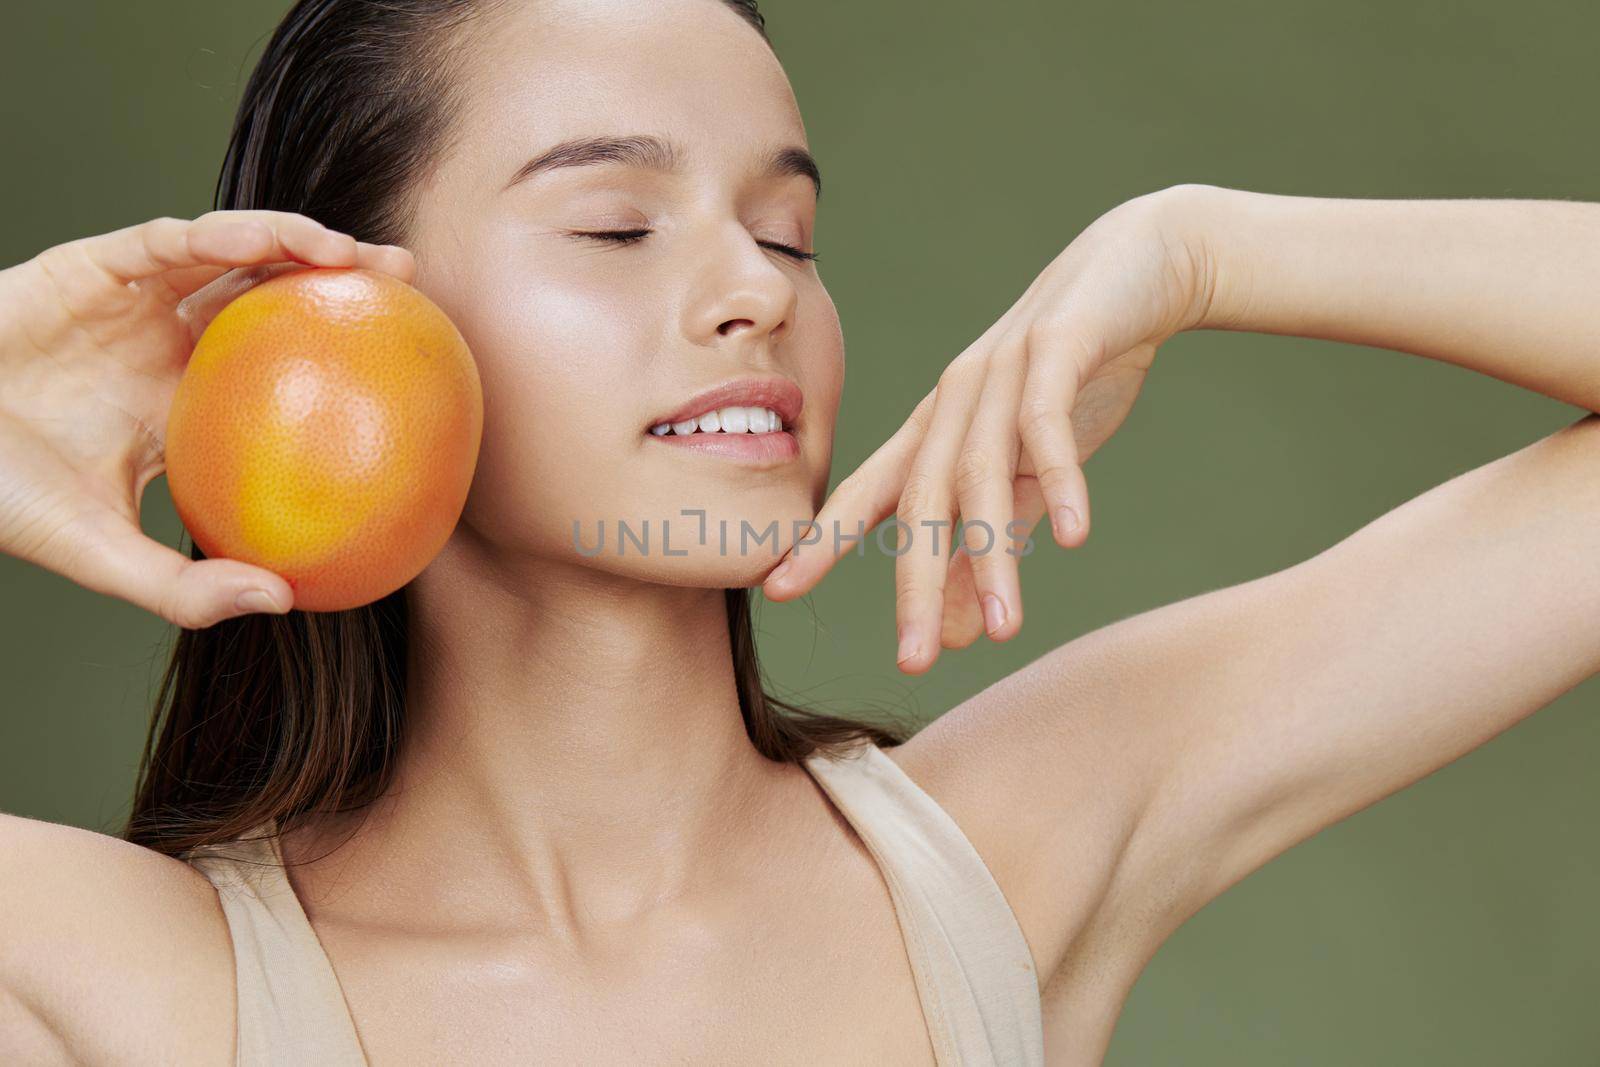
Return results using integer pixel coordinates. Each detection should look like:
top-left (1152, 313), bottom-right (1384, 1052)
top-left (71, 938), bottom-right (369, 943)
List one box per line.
top-left (1008, 473), bottom-right (1051, 553)
top-left (156, 240), bottom-right (414, 305)
top-left (152, 263), bottom-right (234, 302)
top-left (356, 241), bottom-right (417, 282)
top-left (760, 384), bottom-right (937, 600)
top-left (763, 319), bottom-right (1017, 601)
top-left (942, 472), bottom-right (1047, 649)
top-left (953, 336), bottom-right (1029, 641)
top-left (1018, 319), bottom-right (1093, 547)
top-left (940, 548), bottom-right (985, 649)
top-left (83, 210), bottom-right (362, 286)
top-left (176, 263), bottom-right (306, 343)
top-left (62, 513), bottom-right (295, 630)
top-left (894, 359), bottom-right (985, 674)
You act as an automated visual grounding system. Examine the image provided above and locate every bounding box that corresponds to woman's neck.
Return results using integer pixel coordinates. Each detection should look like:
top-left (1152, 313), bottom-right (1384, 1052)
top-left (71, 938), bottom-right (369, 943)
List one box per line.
top-left (283, 530), bottom-right (808, 935)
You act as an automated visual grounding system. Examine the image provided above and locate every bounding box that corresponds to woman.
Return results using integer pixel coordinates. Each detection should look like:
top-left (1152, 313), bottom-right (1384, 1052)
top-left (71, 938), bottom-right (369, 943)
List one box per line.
top-left (1, 0), bottom-right (1596, 1062)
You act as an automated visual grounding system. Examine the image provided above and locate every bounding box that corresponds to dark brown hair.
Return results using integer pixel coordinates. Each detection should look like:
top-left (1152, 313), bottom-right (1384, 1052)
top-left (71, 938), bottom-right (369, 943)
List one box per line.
top-left (124, 0), bottom-right (913, 858)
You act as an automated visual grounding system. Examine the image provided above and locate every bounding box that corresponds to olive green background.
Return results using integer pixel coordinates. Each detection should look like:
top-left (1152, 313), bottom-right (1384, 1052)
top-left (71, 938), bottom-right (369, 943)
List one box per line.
top-left (3, 1), bottom-right (1597, 1061)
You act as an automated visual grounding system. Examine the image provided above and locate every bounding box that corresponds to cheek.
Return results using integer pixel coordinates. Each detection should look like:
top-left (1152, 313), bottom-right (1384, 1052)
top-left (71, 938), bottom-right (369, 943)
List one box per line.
top-left (410, 210), bottom-right (848, 577)
top-left (798, 308), bottom-right (846, 506)
top-left (424, 262), bottom-right (649, 550)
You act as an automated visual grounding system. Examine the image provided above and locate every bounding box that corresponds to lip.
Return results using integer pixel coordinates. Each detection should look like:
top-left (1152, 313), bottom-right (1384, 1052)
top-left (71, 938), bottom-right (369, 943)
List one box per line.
top-left (646, 374), bottom-right (804, 432)
top-left (647, 427), bottom-right (800, 467)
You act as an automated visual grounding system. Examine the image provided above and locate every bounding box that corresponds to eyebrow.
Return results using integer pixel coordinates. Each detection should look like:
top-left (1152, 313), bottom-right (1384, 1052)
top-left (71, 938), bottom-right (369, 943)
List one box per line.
top-left (502, 133), bottom-right (822, 201)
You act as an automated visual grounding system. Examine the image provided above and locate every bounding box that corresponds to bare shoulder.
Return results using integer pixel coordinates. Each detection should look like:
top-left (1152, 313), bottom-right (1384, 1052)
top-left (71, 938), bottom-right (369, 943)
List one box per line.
top-left (880, 656), bottom-right (1173, 1064)
top-left (878, 647), bottom-right (1145, 985)
top-left (0, 812), bottom-right (236, 1064)
top-left (877, 600), bottom-right (1224, 1030)
top-left (889, 716), bottom-right (1161, 1061)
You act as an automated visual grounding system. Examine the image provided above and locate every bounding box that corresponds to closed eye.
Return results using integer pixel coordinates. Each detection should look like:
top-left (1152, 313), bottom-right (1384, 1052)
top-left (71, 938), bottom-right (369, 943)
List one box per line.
top-left (567, 229), bottom-right (820, 262)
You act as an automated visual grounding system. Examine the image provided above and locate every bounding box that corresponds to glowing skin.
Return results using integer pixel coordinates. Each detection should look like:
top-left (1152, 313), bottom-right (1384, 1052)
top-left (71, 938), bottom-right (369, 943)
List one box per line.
top-left (13, 0), bottom-right (1600, 1061)
top-left (265, 3), bottom-right (928, 1061)
top-left (412, 1), bottom-right (841, 588)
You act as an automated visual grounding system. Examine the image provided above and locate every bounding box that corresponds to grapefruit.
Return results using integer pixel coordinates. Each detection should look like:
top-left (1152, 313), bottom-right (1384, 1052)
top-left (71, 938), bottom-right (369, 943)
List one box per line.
top-left (164, 267), bottom-right (483, 612)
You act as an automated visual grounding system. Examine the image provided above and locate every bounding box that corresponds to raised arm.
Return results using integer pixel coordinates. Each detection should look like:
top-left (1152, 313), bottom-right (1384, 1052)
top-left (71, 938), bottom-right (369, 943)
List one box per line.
top-left (765, 185), bottom-right (1600, 1056)
top-left (1200, 190), bottom-right (1600, 410)
top-left (0, 211), bottom-right (414, 1061)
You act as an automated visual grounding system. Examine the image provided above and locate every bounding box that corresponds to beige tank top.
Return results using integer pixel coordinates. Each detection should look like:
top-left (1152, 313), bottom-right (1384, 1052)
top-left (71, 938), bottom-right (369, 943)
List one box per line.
top-left (185, 741), bottom-right (1045, 1065)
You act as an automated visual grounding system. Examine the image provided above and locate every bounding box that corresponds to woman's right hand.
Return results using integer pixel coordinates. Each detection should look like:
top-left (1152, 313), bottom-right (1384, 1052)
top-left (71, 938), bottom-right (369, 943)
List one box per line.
top-left (0, 211), bottom-right (415, 629)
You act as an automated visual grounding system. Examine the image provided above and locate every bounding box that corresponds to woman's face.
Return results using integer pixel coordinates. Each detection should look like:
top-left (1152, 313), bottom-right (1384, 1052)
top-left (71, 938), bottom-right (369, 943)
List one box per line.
top-left (409, 0), bottom-right (842, 588)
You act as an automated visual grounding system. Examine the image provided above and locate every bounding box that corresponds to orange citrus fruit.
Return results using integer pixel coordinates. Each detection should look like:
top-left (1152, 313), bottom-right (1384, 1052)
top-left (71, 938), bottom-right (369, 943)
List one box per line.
top-left (164, 267), bottom-right (483, 612)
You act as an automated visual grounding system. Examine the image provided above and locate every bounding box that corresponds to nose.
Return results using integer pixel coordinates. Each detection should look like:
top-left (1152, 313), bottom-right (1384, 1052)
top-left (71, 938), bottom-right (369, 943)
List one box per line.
top-left (682, 223), bottom-right (799, 349)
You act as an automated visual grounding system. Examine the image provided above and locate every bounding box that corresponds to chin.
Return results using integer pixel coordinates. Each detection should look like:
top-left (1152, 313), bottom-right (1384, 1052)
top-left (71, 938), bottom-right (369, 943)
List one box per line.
top-left (631, 553), bottom-right (789, 591)
top-left (565, 492), bottom-right (820, 588)
top-left (573, 544), bottom-right (793, 591)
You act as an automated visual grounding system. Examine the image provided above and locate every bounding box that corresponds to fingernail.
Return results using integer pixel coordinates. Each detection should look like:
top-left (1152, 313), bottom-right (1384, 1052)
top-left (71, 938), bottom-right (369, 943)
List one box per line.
top-left (1055, 505), bottom-right (1081, 537)
top-left (981, 594), bottom-right (1007, 635)
top-left (235, 589), bottom-right (286, 614)
top-left (768, 558), bottom-right (793, 585)
top-left (896, 627), bottom-right (921, 666)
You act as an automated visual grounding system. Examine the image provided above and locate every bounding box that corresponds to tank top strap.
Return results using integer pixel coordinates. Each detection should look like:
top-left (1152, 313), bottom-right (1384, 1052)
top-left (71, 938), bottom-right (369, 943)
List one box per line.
top-left (802, 741), bottom-right (1045, 1067)
top-left (185, 824), bottom-right (368, 1066)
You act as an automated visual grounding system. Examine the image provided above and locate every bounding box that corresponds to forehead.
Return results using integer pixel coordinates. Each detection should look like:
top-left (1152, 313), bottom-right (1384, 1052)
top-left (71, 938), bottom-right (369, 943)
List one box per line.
top-left (455, 0), bottom-right (806, 167)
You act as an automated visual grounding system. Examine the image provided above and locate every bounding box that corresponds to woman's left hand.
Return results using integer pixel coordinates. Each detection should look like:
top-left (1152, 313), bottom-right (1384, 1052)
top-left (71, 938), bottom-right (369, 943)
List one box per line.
top-left (761, 184), bottom-right (1220, 672)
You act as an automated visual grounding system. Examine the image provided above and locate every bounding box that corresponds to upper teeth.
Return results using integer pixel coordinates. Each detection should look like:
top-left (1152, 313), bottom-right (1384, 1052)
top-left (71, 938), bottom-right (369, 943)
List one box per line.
top-left (650, 406), bottom-right (784, 436)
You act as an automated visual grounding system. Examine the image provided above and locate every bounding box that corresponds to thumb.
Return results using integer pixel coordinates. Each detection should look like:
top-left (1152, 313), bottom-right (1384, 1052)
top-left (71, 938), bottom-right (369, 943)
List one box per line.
top-left (70, 515), bottom-right (294, 629)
